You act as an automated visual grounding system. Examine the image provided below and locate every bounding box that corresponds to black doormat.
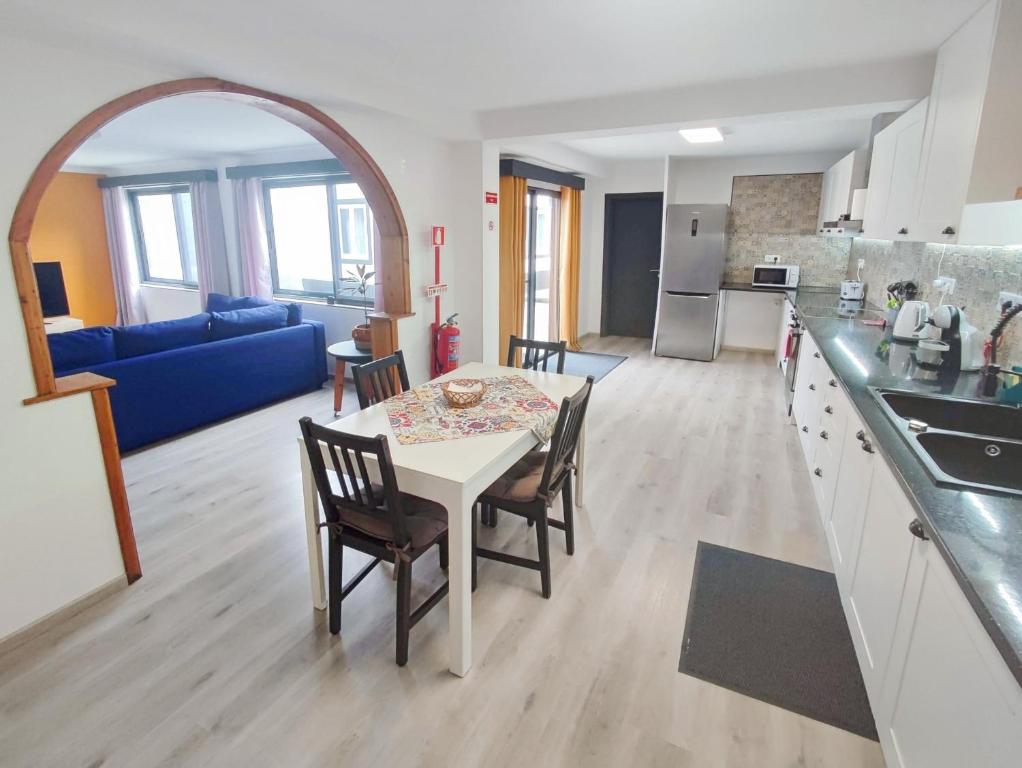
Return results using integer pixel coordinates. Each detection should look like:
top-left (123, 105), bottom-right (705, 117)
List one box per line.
top-left (679, 542), bottom-right (878, 741)
top-left (562, 351), bottom-right (626, 382)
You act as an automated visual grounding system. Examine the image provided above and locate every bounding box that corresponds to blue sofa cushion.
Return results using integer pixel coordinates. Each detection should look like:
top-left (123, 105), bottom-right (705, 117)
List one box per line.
top-left (206, 292), bottom-right (302, 326)
top-left (210, 304), bottom-right (289, 341)
top-left (113, 313), bottom-right (212, 360)
top-left (48, 326), bottom-right (115, 374)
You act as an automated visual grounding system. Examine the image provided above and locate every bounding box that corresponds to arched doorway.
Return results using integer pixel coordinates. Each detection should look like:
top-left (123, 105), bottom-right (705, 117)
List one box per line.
top-left (9, 78), bottom-right (413, 581)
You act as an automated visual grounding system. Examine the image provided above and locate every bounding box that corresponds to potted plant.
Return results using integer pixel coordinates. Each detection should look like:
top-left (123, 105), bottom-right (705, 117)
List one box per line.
top-left (341, 264), bottom-right (375, 351)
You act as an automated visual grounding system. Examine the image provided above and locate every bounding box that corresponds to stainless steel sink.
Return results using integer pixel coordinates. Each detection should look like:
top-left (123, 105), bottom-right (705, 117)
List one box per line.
top-left (871, 388), bottom-right (1022, 497)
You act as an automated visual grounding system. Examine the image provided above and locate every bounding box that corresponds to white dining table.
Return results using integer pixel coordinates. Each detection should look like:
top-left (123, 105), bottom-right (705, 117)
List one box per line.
top-left (298, 361), bottom-right (588, 676)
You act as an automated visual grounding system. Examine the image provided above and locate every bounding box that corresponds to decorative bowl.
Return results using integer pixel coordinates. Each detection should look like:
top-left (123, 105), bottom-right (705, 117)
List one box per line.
top-left (440, 379), bottom-right (487, 409)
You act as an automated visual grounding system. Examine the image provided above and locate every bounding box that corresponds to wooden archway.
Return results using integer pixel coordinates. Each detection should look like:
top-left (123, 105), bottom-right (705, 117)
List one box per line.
top-left (9, 78), bottom-right (413, 582)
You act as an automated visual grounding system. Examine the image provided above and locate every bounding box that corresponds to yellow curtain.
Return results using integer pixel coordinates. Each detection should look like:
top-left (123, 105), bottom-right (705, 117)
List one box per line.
top-left (499, 175), bottom-right (527, 364)
top-left (558, 186), bottom-right (582, 351)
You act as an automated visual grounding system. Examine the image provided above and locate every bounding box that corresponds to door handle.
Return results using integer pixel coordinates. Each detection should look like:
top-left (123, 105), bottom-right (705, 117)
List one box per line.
top-left (649, 269), bottom-right (660, 274)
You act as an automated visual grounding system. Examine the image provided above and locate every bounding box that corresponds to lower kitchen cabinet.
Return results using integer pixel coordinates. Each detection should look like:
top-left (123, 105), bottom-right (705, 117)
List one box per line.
top-left (826, 409), bottom-right (875, 593)
top-left (846, 458), bottom-right (918, 699)
top-left (795, 328), bottom-right (1021, 763)
top-left (879, 538), bottom-right (1022, 767)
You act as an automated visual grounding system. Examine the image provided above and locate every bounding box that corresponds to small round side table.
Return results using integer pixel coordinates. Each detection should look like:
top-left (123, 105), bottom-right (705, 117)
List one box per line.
top-left (327, 340), bottom-right (372, 415)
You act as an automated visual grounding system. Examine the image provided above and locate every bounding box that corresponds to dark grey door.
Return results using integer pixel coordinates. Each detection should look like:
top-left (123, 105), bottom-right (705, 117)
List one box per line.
top-left (601, 193), bottom-right (664, 338)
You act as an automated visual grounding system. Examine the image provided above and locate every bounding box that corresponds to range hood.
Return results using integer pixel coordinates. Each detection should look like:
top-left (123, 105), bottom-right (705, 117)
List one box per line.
top-left (821, 189), bottom-right (867, 237)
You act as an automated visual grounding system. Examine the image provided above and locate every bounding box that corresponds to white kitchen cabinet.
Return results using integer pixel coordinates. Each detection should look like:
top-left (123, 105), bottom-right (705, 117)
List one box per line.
top-left (878, 536), bottom-right (1022, 768)
top-left (845, 458), bottom-right (918, 698)
top-left (809, 376), bottom-right (849, 524)
top-left (862, 99), bottom-right (928, 241)
top-left (720, 290), bottom-right (784, 352)
top-left (826, 409), bottom-right (876, 594)
top-left (912, 0), bottom-right (999, 242)
top-left (793, 334), bottom-right (823, 468)
top-left (817, 149), bottom-right (867, 231)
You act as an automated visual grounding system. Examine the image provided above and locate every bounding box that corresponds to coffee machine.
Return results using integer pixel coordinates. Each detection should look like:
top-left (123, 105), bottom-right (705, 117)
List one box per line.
top-left (927, 305), bottom-right (985, 371)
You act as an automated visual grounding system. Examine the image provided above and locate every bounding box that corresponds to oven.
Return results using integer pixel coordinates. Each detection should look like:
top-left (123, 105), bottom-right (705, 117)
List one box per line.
top-left (783, 311), bottom-right (803, 416)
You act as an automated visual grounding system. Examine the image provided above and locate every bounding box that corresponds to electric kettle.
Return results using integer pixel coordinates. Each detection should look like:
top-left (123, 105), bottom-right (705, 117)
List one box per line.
top-left (893, 300), bottom-right (933, 341)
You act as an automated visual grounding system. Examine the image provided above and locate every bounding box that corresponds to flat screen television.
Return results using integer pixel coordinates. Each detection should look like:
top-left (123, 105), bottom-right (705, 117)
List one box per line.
top-left (34, 262), bottom-right (70, 318)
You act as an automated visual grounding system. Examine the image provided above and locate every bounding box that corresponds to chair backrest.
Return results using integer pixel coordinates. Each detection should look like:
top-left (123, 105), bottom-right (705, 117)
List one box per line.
top-left (538, 375), bottom-right (594, 498)
top-left (352, 349), bottom-right (410, 409)
top-left (299, 417), bottom-right (412, 546)
top-left (507, 335), bottom-right (567, 373)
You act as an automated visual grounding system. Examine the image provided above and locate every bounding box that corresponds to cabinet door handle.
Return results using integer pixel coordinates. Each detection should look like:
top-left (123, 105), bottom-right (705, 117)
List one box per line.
top-left (828, 379), bottom-right (837, 387)
top-left (801, 425), bottom-right (809, 433)
top-left (861, 439), bottom-right (875, 454)
top-left (824, 405), bottom-right (833, 414)
top-left (808, 384), bottom-right (816, 391)
top-left (908, 519), bottom-right (929, 540)
top-left (813, 352), bottom-right (821, 359)
top-left (813, 468), bottom-right (823, 477)
top-left (819, 430), bottom-right (829, 440)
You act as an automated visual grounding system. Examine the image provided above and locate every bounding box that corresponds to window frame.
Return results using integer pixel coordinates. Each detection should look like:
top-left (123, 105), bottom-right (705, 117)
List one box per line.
top-left (127, 184), bottom-right (199, 289)
top-left (262, 174), bottom-right (374, 308)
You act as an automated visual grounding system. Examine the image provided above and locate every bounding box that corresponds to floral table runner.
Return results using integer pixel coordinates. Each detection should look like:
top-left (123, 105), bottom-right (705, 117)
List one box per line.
top-left (383, 375), bottom-right (560, 445)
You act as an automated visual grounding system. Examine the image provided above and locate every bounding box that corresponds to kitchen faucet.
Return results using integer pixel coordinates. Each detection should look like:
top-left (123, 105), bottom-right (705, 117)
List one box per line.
top-left (982, 303), bottom-right (1022, 395)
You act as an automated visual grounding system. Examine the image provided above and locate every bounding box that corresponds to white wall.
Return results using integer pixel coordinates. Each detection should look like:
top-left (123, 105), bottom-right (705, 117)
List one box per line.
top-left (666, 151), bottom-right (843, 204)
top-left (579, 158), bottom-right (668, 335)
top-left (0, 33), bottom-right (484, 641)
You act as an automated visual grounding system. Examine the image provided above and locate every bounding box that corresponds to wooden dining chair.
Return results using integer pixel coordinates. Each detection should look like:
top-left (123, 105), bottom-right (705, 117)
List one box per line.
top-left (483, 335), bottom-right (570, 528)
top-left (351, 349), bottom-right (410, 409)
top-left (473, 375), bottom-right (593, 598)
top-left (299, 417), bottom-right (449, 666)
top-left (506, 335), bottom-right (567, 373)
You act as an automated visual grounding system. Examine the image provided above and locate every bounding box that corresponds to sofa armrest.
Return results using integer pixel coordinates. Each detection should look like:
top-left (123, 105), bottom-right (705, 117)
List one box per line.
top-left (302, 319), bottom-right (328, 380)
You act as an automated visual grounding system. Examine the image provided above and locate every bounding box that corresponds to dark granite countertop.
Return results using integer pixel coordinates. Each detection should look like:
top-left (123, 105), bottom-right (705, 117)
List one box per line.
top-left (794, 292), bottom-right (1022, 687)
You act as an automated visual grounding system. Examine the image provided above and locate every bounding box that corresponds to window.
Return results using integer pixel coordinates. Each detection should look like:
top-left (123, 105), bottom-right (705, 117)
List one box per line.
top-left (127, 186), bottom-right (198, 287)
top-left (263, 176), bottom-right (375, 306)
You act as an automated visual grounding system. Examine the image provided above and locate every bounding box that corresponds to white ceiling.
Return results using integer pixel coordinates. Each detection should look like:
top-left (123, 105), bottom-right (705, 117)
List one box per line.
top-left (65, 95), bottom-right (323, 171)
top-left (557, 107), bottom-right (897, 160)
top-left (1, 0), bottom-right (986, 122)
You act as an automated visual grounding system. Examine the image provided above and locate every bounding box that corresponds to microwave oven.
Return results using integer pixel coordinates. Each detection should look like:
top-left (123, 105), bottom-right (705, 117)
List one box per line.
top-left (752, 264), bottom-right (800, 288)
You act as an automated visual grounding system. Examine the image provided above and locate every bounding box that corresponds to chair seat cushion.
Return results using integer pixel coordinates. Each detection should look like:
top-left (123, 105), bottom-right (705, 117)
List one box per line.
top-left (336, 487), bottom-right (448, 549)
top-left (483, 450), bottom-right (550, 503)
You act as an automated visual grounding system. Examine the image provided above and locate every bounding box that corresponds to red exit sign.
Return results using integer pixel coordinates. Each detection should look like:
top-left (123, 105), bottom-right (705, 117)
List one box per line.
top-left (485, 191), bottom-right (498, 205)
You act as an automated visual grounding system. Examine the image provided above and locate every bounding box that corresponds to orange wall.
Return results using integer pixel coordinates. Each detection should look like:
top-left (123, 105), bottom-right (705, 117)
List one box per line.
top-left (29, 172), bottom-right (117, 326)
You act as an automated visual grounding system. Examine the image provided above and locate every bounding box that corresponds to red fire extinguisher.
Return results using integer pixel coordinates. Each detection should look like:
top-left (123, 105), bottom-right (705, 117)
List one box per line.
top-left (434, 314), bottom-right (460, 377)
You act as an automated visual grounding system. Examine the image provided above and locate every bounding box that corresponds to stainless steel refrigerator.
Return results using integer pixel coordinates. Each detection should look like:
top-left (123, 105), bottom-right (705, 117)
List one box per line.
top-left (653, 204), bottom-right (729, 361)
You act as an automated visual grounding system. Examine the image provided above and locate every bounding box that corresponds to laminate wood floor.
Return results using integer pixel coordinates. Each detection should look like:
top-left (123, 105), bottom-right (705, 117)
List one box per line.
top-left (0, 337), bottom-right (885, 768)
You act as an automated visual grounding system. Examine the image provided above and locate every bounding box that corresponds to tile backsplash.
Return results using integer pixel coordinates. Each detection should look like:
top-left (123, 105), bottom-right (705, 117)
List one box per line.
top-left (725, 173), bottom-right (851, 285)
top-left (848, 238), bottom-right (1022, 366)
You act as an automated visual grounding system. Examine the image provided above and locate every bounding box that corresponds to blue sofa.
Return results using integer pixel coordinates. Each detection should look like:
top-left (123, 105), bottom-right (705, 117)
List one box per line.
top-left (48, 296), bottom-right (327, 452)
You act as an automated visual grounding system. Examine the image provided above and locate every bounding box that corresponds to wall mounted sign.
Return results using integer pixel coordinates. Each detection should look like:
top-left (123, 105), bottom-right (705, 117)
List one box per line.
top-left (485, 191), bottom-right (498, 205)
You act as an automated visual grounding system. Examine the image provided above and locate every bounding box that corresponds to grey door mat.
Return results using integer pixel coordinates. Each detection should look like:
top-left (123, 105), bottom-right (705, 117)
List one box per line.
top-left (679, 542), bottom-right (878, 741)
top-left (562, 351), bottom-right (626, 382)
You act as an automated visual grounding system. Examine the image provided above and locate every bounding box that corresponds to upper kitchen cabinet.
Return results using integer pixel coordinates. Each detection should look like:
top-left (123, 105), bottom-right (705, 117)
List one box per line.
top-left (912, 0), bottom-right (1021, 244)
top-left (862, 99), bottom-right (928, 241)
top-left (817, 149), bottom-right (867, 235)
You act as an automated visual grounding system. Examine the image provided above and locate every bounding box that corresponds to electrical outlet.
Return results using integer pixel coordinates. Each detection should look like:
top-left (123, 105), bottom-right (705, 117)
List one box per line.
top-left (764, 254), bottom-right (780, 264)
top-left (999, 291), bottom-right (1022, 311)
top-left (857, 258), bottom-right (865, 270)
top-left (933, 276), bottom-right (957, 295)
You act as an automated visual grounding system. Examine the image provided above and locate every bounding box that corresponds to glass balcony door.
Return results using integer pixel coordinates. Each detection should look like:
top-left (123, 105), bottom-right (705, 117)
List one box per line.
top-left (523, 188), bottom-right (560, 342)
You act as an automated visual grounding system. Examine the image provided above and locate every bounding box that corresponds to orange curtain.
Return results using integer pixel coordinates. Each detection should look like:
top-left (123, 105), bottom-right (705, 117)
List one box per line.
top-left (558, 186), bottom-right (582, 351)
top-left (499, 175), bottom-right (527, 364)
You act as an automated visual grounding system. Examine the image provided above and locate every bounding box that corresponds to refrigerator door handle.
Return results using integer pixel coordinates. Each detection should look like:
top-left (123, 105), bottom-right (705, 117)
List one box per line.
top-left (665, 291), bottom-right (713, 298)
